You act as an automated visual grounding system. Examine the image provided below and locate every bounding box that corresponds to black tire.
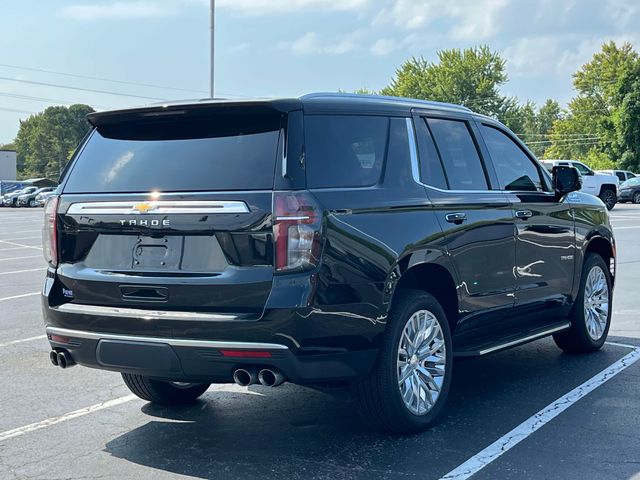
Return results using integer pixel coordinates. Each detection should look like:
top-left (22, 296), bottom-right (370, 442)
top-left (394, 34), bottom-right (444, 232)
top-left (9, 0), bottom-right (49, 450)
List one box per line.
top-left (352, 290), bottom-right (453, 433)
top-left (599, 189), bottom-right (616, 210)
top-left (553, 253), bottom-right (612, 353)
top-left (121, 373), bottom-right (210, 405)
top-left (28, 198), bottom-right (35, 207)
top-left (633, 192), bottom-right (640, 204)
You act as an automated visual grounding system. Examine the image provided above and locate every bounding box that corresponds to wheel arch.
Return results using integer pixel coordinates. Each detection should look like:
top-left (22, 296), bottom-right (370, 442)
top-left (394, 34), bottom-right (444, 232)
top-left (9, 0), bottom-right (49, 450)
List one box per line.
top-left (389, 257), bottom-right (459, 335)
top-left (598, 184), bottom-right (617, 196)
top-left (584, 234), bottom-right (615, 285)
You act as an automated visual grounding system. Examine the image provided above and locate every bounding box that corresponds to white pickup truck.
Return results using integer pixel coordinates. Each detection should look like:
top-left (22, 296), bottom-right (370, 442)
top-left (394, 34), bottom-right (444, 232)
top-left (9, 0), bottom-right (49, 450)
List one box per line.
top-left (540, 159), bottom-right (619, 210)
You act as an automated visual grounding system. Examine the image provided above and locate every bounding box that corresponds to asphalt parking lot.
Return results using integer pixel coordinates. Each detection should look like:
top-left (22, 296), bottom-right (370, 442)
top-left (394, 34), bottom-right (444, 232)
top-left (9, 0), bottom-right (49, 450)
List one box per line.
top-left (0, 205), bottom-right (638, 480)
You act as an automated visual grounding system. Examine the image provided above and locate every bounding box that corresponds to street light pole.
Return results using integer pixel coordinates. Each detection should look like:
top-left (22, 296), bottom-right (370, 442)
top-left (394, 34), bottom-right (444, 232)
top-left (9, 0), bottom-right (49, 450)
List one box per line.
top-left (209, 0), bottom-right (215, 98)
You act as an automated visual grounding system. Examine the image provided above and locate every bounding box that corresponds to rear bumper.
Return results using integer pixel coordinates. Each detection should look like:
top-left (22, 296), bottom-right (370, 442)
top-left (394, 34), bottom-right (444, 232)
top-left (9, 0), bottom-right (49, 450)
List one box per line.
top-left (46, 326), bottom-right (377, 384)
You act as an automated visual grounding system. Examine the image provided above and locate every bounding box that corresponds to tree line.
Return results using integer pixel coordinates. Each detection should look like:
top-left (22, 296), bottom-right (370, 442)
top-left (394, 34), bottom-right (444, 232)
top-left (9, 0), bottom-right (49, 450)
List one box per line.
top-left (1, 40), bottom-right (639, 180)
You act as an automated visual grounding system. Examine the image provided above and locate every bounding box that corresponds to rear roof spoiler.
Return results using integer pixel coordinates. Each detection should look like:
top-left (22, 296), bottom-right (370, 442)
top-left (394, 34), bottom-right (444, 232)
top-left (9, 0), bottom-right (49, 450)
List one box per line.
top-left (87, 98), bottom-right (302, 127)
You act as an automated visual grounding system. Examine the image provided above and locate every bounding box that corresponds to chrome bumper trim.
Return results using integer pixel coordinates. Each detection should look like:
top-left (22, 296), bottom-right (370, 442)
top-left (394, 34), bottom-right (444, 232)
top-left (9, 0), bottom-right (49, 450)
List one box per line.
top-left (52, 303), bottom-right (243, 322)
top-left (45, 326), bottom-right (289, 350)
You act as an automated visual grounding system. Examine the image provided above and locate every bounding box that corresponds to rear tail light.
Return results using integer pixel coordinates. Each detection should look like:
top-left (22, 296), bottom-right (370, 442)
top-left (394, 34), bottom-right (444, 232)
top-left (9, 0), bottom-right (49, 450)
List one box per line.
top-left (273, 191), bottom-right (322, 272)
top-left (43, 196), bottom-right (59, 267)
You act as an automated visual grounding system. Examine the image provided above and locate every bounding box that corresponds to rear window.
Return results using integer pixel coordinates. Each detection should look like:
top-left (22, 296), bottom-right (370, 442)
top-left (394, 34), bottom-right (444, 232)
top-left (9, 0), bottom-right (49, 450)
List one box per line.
top-left (305, 115), bottom-right (388, 188)
top-left (64, 113), bottom-right (282, 193)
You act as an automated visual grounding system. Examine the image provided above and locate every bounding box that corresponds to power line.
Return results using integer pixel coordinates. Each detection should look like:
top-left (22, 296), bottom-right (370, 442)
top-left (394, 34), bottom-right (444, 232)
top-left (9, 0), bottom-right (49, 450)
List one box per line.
top-left (0, 76), bottom-right (166, 101)
top-left (0, 107), bottom-right (36, 115)
top-left (0, 91), bottom-right (111, 110)
top-left (0, 62), bottom-right (207, 95)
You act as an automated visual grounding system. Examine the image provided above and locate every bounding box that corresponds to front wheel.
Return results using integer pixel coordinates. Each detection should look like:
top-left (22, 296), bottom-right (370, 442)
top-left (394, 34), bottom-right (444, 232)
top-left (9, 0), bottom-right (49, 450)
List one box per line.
top-left (554, 253), bottom-right (612, 353)
top-left (353, 290), bottom-right (453, 433)
top-left (28, 198), bottom-right (35, 207)
top-left (122, 373), bottom-right (210, 405)
top-left (599, 189), bottom-right (617, 210)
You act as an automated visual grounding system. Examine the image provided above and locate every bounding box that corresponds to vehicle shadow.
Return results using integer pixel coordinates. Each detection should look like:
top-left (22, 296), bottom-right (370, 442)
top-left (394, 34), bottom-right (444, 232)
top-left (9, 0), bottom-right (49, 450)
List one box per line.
top-left (103, 337), bottom-right (637, 480)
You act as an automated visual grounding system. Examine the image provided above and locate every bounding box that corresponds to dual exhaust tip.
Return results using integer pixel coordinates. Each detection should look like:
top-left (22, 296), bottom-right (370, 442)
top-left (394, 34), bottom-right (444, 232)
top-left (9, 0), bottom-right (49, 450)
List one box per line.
top-left (49, 350), bottom-right (75, 369)
top-left (233, 367), bottom-right (285, 387)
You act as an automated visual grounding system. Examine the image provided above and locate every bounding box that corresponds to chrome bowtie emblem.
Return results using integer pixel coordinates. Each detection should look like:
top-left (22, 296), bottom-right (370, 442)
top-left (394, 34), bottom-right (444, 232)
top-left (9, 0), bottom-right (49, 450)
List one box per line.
top-left (132, 202), bottom-right (156, 214)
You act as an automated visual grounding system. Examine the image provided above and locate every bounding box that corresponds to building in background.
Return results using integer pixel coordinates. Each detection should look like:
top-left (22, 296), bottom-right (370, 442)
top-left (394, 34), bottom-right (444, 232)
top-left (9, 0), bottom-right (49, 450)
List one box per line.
top-left (0, 150), bottom-right (17, 180)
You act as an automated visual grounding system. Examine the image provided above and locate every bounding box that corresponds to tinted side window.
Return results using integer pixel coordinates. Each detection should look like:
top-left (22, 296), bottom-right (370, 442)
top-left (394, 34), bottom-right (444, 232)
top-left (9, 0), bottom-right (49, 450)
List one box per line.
top-left (480, 125), bottom-right (543, 192)
top-left (415, 118), bottom-right (447, 189)
top-left (305, 115), bottom-right (388, 188)
top-left (573, 162), bottom-right (591, 175)
top-left (615, 172), bottom-right (626, 182)
top-left (628, 172), bottom-right (636, 179)
top-left (427, 118), bottom-right (488, 190)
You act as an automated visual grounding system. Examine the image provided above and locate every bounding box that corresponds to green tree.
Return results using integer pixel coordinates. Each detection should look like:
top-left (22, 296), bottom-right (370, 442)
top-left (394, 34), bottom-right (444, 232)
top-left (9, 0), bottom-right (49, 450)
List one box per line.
top-left (547, 41), bottom-right (639, 166)
top-left (381, 45), bottom-right (508, 117)
top-left (14, 104), bottom-right (94, 179)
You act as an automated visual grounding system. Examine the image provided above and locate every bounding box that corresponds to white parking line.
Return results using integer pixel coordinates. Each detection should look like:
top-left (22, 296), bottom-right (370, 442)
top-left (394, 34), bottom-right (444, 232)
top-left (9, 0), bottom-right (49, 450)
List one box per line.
top-left (0, 236), bottom-right (41, 241)
top-left (0, 229), bottom-right (42, 235)
top-left (0, 335), bottom-right (46, 348)
top-left (0, 268), bottom-right (44, 275)
top-left (0, 292), bottom-right (39, 301)
top-left (0, 255), bottom-right (42, 262)
top-left (613, 226), bottom-right (640, 230)
top-left (0, 395), bottom-right (138, 443)
top-left (440, 343), bottom-right (640, 480)
top-left (0, 240), bottom-right (42, 250)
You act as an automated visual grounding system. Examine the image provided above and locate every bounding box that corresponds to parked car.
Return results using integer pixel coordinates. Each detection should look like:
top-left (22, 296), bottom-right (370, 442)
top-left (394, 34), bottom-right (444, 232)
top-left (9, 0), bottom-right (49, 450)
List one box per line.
top-left (17, 187), bottom-right (55, 207)
top-left (35, 190), bottom-right (56, 207)
top-left (2, 186), bottom-right (38, 207)
top-left (598, 169), bottom-right (637, 183)
top-left (540, 160), bottom-right (619, 210)
top-left (618, 177), bottom-right (640, 203)
top-left (43, 94), bottom-right (615, 433)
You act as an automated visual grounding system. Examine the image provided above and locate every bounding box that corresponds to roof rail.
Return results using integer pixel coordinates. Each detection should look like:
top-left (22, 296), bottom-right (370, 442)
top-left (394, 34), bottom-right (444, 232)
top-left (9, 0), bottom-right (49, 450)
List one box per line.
top-left (300, 92), bottom-right (473, 113)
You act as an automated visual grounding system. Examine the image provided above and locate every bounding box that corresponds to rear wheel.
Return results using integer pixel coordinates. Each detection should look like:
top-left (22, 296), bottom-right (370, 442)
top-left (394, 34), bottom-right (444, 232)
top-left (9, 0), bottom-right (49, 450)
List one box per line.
top-left (353, 290), bottom-right (453, 433)
top-left (599, 189), bottom-right (617, 210)
top-left (553, 253), bottom-right (612, 353)
top-left (28, 198), bottom-right (35, 207)
top-left (633, 192), bottom-right (640, 204)
top-left (122, 373), bottom-right (210, 405)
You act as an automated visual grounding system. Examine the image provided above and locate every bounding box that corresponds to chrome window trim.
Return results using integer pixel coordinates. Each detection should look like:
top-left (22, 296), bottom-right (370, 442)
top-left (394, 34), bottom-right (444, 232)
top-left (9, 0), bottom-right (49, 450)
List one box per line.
top-left (67, 200), bottom-right (250, 215)
top-left (46, 326), bottom-right (289, 350)
top-left (52, 303), bottom-right (246, 322)
top-left (405, 116), bottom-right (557, 197)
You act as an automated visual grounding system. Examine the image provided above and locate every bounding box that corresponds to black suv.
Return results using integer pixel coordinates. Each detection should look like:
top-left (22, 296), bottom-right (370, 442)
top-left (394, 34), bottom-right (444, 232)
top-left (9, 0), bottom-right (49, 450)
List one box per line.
top-left (43, 93), bottom-right (615, 433)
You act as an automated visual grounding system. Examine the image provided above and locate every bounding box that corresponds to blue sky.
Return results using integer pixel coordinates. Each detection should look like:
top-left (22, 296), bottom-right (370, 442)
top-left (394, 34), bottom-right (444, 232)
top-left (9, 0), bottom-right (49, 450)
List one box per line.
top-left (1, 0), bottom-right (639, 143)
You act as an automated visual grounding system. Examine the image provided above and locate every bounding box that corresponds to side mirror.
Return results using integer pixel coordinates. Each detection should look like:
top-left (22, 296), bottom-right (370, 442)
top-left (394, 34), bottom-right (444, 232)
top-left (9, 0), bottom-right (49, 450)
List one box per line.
top-left (553, 166), bottom-right (582, 200)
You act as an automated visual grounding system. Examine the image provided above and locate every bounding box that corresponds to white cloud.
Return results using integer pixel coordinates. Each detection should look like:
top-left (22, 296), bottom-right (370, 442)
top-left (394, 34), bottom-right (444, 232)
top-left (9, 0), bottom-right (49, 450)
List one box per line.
top-left (605, 0), bottom-right (640, 27)
top-left (374, 0), bottom-right (509, 40)
top-left (206, 0), bottom-right (369, 15)
top-left (370, 38), bottom-right (400, 56)
top-left (504, 34), bottom-right (640, 79)
top-left (60, 2), bottom-right (172, 21)
top-left (279, 31), bottom-right (363, 55)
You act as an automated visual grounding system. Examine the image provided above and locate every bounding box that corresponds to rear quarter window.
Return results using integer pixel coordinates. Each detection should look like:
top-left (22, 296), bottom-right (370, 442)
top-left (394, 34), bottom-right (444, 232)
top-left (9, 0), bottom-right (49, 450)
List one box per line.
top-left (304, 115), bottom-right (389, 188)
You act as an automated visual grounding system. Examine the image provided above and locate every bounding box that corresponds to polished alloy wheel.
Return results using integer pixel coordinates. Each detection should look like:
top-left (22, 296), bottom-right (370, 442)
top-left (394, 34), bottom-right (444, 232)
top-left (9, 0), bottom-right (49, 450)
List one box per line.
top-left (583, 265), bottom-right (609, 341)
top-left (397, 309), bottom-right (446, 415)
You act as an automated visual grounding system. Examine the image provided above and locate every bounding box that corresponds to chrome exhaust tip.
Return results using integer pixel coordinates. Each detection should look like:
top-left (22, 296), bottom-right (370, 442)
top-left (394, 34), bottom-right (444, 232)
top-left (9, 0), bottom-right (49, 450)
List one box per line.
top-left (49, 350), bottom-right (59, 367)
top-left (258, 368), bottom-right (285, 387)
top-left (233, 368), bottom-right (257, 386)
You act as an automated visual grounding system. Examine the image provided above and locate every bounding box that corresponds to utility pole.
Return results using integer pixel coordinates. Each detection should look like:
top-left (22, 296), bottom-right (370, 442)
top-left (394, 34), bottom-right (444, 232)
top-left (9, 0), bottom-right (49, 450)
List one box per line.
top-left (209, 0), bottom-right (215, 98)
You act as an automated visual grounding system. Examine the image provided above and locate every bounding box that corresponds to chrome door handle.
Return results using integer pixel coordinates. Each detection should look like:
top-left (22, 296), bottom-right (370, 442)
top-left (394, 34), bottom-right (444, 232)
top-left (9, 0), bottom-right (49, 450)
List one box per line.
top-left (445, 212), bottom-right (467, 224)
top-left (515, 210), bottom-right (533, 219)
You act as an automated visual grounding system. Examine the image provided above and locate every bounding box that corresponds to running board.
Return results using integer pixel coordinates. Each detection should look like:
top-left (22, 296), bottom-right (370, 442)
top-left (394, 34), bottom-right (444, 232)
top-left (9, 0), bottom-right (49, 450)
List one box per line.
top-left (454, 322), bottom-right (571, 357)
